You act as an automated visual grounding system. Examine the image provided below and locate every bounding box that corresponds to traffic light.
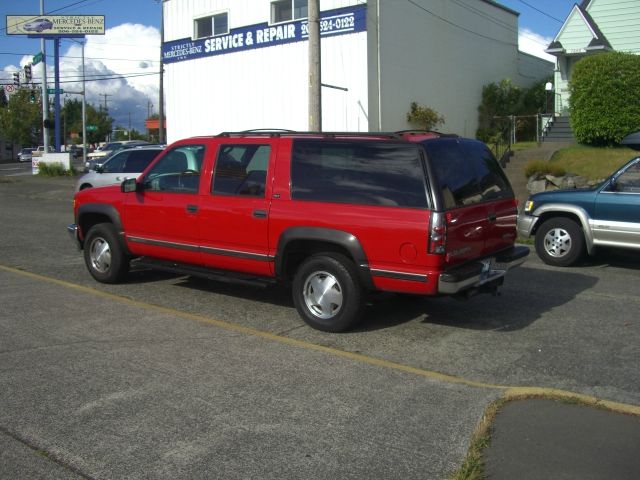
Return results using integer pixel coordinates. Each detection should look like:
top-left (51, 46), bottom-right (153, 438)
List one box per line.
top-left (29, 89), bottom-right (37, 103)
top-left (24, 64), bottom-right (32, 83)
top-left (12, 72), bottom-right (20, 86)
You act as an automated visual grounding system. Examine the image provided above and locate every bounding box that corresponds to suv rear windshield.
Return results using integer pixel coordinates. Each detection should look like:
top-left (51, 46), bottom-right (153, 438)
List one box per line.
top-left (291, 140), bottom-right (428, 208)
top-left (420, 138), bottom-right (513, 209)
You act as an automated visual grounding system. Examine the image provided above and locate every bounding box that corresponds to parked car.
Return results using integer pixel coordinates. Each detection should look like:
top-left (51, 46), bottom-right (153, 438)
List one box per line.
top-left (23, 18), bottom-right (53, 32)
top-left (68, 131), bottom-right (528, 332)
top-left (85, 140), bottom-right (151, 171)
top-left (75, 146), bottom-right (164, 192)
top-left (518, 155), bottom-right (640, 266)
top-left (32, 145), bottom-right (55, 158)
top-left (18, 148), bottom-right (36, 162)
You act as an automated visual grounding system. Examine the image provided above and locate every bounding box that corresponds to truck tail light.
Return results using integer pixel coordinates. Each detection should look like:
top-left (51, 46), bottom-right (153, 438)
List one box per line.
top-left (428, 211), bottom-right (447, 254)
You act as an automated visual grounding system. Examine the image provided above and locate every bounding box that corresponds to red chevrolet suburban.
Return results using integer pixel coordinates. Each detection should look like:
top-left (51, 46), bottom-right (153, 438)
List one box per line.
top-left (68, 131), bottom-right (528, 332)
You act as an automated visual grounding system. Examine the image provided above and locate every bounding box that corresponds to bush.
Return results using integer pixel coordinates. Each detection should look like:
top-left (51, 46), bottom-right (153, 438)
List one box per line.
top-left (569, 52), bottom-right (640, 145)
top-left (37, 162), bottom-right (76, 176)
top-left (523, 160), bottom-right (566, 178)
top-left (406, 102), bottom-right (445, 131)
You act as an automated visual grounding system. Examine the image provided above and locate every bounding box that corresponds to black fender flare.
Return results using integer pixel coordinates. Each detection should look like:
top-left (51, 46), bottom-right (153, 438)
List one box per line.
top-left (77, 203), bottom-right (130, 254)
top-left (275, 227), bottom-right (374, 289)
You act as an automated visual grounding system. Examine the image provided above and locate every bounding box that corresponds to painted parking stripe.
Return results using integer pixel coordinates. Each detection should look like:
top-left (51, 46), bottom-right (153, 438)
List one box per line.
top-left (1, 263), bottom-right (639, 417)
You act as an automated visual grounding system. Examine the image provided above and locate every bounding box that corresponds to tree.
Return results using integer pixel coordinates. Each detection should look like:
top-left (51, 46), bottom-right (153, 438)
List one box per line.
top-left (406, 102), bottom-right (445, 131)
top-left (0, 88), bottom-right (43, 146)
top-left (569, 52), bottom-right (640, 145)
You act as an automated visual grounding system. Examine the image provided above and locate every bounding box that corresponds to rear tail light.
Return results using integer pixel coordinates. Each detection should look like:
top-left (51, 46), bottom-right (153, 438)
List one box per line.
top-left (428, 211), bottom-right (447, 254)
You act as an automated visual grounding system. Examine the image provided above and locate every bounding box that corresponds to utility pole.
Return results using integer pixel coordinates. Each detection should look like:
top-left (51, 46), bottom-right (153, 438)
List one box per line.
top-left (308, 0), bottom-right (321, 131)
top-left (158, 0), bottom-right (165, 144)
top-left (101, 93), bottom-right (112, 112)
top-left (41, 0), bottom-right (49, 152)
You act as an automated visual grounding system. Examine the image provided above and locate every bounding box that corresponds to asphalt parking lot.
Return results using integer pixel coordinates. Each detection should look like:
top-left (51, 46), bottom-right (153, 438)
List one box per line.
top-left (1, 169), bottom-right (639, 478)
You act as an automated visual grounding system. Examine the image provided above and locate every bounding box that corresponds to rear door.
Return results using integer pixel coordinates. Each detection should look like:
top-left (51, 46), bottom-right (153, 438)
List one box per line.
top-left (197, 140), bottom-right (274, 276)
top-left (421, 138), bottom-right (487, 265)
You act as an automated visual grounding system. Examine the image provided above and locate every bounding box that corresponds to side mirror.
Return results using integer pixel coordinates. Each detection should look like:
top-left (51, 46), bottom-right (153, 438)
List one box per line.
top-left (95, 165), bottom-right (105, 174)
top-left (121, 177), bottom-right (138, 193)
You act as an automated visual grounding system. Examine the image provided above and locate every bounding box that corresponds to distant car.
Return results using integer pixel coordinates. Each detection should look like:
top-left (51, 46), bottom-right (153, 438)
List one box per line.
top-left (75, 146), bottom-right (164, 192)
top-left (85, 140), bottom-right (151, 171)
top-left (18, 148), bottom-right (36, 162)
top-left (23, 18), bottom-right (53, 33)
top-left (518, 155), bottom-right (640, 266)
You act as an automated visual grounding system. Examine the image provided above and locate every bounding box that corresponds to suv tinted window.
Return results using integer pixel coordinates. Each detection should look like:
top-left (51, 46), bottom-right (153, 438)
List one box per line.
top-left (212, 145), bottom-right (270, 197)
top-left (143, 145), bottom-right (205, 193)
top-left (421, 138), bottom-right (512, 208)
top-left (123, 149), bottom-right (161, 173)
top-left (291, 140), bottom-right (428, 208)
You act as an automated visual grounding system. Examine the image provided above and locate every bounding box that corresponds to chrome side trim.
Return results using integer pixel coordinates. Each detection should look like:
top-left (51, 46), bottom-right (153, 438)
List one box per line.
top-left (200, 246), bottom-right (274, 262)
top-left (370, 268), bottom-right (428, 283)
top-left (126, 236), bottom-right (273, 261)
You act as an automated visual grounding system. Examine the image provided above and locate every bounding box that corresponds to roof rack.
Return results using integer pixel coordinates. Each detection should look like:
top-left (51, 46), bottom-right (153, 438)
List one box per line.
top-left (395, 129), bottom-right (459, 138)
top-left (216, 130), bottom-right (402, 139)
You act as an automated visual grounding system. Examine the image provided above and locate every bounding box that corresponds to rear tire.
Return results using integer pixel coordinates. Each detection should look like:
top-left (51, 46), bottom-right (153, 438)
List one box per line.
top-left (83, 223), bottom-right (129, 283)
top-left (292, 253), bottom-right (365, 332)
top-left (535, 217), bottom-right (585, 267)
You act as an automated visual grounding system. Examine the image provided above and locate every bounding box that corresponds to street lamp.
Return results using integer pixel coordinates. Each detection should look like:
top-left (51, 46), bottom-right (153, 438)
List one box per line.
top-left (545, 82), bottom-right (554, 115)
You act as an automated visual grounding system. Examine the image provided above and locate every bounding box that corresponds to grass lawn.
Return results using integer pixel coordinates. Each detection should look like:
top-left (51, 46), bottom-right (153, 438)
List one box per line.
top-left (548, 144), bottom-right (637, 181)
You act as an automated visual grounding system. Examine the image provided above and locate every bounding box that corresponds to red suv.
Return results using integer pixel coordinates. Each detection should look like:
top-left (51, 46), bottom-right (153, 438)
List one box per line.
top-left (68, 131), bottom-right (528, 332)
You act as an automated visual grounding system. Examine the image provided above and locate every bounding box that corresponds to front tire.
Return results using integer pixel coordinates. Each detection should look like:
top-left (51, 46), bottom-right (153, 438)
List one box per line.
top-left (292, 253), bottom-right (365, 332)
top-left (535, 217), bottom-right (585, 267)
top-left (83, 223), bottom-right (129, 283)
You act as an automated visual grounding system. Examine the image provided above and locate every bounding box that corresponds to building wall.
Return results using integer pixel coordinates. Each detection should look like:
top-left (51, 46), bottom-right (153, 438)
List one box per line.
top-left (370, 0), bottom-right (550, 136)
top-left (163, 0), bottom-right (552, 142)
top-left (164, 0), bottom-right (368, 143)
top-left (586, 0), bottom-right (640, 53)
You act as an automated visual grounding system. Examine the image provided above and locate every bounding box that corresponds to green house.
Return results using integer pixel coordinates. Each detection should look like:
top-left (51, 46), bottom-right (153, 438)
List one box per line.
top-left (546, 0), bottom-right (640, 116)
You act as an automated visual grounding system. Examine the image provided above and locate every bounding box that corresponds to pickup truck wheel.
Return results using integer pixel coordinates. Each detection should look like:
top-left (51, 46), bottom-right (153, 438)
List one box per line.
top-left (292, 254), bottom-right (364, 332)
top-left (535, 217), bottom-right (585, 267)
top-left (84, 223), bottom-right (129, 283)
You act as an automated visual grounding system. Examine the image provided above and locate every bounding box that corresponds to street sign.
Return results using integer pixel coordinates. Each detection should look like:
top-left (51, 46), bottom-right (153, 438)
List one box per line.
top-left (32, 52), bottom-right (43, 65)
top-left (46, 88), bottom-right (63, 94)
top-left (86, 125), bottom-right (98, 132)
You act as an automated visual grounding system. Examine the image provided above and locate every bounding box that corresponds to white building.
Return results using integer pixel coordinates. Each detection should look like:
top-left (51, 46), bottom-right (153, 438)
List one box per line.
top-left (162, 0), bottom-right (552, 143)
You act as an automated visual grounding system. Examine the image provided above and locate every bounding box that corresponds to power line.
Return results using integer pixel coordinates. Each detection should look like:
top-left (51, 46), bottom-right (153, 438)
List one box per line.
top-left (0, 0), bottom-right (95, 33)
top-left (406, 0), bottom-right (518, 48)
top-left (0, 51), bottom-right (157, 63)
top-left (0, 71), bottom-right (159, 86)
top-left (515, 0), bottom-right (564, 24)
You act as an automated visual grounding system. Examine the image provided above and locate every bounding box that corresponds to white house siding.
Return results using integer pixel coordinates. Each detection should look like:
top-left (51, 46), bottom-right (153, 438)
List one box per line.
top-left (586, 0), bottom-right (640, 53)
top-left (370, 0), bottom-right (548, 137)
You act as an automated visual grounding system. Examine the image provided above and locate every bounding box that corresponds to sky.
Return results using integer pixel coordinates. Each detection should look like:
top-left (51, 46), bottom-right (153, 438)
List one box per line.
top-left (0, 0), bottom-right (579, 133)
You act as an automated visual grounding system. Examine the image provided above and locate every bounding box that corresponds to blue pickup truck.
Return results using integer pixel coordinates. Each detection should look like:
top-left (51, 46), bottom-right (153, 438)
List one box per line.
top-left (518, 141), bottom-right (640, 267)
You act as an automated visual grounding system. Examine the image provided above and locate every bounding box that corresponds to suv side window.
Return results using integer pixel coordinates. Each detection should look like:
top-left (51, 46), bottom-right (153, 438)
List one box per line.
top-left (123, 149), bottom-right (161, 173)
top-left (143, 145), bottom-right (205, 193)
top-left (421, 138), bottom-right (512, 208)
top-left (102, 151), bottom-right (127, 173)
top-left (291, 140), bottom-right (428, 208)
top-left (212, 145), bottom-right (270, 197)
top-left (615, 161), bottom-right (640, 193)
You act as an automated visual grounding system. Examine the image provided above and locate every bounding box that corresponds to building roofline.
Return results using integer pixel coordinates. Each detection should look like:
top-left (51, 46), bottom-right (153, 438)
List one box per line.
top-left (481, 0), bottom-right (520, 17)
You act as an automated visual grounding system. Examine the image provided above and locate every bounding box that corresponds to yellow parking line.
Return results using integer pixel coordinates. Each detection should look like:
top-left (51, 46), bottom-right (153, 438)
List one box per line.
top-left (2, 263), bottom-right (639, 416)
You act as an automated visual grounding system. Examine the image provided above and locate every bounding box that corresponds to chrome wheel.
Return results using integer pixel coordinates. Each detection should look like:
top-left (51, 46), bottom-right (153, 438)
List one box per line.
top-left (302, 270), bottom-right (343, 319)
top-left (542, 227), bottom-right (572, 258)
top-left (89, 236), bottom-right (112, 273)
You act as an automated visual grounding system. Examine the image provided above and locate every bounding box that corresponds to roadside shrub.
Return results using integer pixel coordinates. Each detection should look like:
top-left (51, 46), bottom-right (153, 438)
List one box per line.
top-left (37, 162), bottom-right (76, 176)
top-left (569, 52), bottom-right (640, 145)
top-left (523, 160), bottom-right (566, 178)
top-left (406, 102), bottom-right (445, 131)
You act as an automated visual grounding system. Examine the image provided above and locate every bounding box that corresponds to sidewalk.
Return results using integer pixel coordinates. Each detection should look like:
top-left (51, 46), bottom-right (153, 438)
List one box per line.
top-left (484, 398), bottom-right (640, 479)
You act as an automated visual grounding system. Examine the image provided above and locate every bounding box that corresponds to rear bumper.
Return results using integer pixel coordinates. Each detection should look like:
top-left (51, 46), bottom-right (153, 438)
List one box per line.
top-left (438, 245), bottom-right (530, 295)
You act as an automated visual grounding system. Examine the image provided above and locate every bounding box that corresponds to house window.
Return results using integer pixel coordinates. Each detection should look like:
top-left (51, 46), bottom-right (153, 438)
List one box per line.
top-left (271, 0), bottom-right (307, 24)
top-left (194, 12), bottom-right (228, 39)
